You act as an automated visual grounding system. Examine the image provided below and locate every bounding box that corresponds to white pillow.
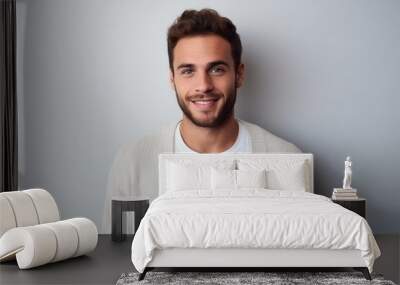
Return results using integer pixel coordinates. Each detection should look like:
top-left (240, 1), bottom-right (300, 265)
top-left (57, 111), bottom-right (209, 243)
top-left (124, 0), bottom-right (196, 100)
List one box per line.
top-left (166, 162), bottom-right (209, 191)
top-left (166, 159), bottom-right (235, 191)
top-left (211, 168), bottom-right (236, 189)
top-left (237, 169), bottom-right (267, 189)
top-left (237, 159), bottom-right (308, 191)
top-left (268, 163), bottom-right (308, 192)
top-left (211, 168), bottom-right (267, 190)
top-left (267, 163), bottom-right (306, 191)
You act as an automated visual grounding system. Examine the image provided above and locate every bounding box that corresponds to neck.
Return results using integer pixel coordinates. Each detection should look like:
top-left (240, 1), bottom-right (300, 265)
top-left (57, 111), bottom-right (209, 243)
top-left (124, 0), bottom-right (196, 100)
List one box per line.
top-left (180, 115), bottom-right (239, 153)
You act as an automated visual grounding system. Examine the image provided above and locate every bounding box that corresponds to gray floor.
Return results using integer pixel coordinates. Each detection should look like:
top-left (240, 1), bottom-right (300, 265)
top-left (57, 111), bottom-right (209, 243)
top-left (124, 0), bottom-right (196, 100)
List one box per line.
top-left (0, 234), bottom-right (398, 285)
top-left (374, 234), bottom-right (400, 284)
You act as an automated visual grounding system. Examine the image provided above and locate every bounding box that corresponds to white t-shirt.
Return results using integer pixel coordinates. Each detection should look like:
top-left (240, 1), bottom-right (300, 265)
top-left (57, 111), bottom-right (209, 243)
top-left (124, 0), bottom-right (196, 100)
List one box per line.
top-left (174, 120), bottom-right (252, 153)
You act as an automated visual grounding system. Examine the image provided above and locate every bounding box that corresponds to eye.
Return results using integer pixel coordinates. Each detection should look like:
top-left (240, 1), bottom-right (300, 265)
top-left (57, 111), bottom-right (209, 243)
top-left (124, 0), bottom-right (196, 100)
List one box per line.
top-left (181, 69), bottom-right (193, 75)
top-left (210, 66), bottom-right (225, 74)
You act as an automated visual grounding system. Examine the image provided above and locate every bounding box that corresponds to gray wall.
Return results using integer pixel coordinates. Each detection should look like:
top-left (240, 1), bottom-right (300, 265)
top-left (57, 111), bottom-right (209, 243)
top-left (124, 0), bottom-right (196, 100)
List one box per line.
top-left (17, 0), bottom-right (400, 234)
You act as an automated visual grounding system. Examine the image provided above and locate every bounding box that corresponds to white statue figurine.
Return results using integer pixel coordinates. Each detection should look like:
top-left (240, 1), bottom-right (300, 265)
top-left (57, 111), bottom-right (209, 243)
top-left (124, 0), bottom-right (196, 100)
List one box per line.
top-left (342, 156), bottom-right (352, 189)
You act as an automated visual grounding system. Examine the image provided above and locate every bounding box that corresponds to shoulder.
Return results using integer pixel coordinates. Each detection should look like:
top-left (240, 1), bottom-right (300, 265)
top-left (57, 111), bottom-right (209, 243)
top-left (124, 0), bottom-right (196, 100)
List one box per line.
top-left (239, 119), bottom-right (302, 153)
top-left (112, 121), bottom-right (178, 165)
top-left (139, 121), bottom-right (178, 151)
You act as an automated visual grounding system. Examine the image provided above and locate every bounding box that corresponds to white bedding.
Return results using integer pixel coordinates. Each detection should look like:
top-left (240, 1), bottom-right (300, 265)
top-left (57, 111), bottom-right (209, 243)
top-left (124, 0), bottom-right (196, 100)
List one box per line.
top-left (131, 189), bottom-right (380, 273)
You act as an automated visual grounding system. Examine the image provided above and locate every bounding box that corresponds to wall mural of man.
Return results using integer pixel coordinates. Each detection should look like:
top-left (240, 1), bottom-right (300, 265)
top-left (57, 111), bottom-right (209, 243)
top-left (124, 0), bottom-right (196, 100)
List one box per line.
top-left (102, 9), bottom-right (301, 233)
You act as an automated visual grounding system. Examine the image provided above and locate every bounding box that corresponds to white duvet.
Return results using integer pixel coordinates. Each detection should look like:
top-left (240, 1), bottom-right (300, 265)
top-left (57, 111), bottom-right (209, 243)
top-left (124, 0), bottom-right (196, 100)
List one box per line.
top-left (131, 189), bottom-right (380, 273)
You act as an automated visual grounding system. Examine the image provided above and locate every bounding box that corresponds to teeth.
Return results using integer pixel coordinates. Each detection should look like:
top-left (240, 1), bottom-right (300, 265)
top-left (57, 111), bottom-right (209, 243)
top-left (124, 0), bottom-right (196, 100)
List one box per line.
top-left (192, 99), bottom-right (217, 103)
top-left (195, 101), bottom-right (212, 105)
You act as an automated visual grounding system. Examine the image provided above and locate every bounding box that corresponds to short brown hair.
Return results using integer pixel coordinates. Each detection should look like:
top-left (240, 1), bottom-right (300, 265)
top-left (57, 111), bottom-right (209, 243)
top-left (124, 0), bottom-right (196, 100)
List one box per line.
top-left (167, 8), bottom-right (242, 73)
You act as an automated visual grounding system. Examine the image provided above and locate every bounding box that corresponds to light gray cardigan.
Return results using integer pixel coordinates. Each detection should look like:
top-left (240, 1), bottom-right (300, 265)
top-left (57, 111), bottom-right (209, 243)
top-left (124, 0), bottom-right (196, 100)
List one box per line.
top-left (101, 119), bottom-right (301, 233)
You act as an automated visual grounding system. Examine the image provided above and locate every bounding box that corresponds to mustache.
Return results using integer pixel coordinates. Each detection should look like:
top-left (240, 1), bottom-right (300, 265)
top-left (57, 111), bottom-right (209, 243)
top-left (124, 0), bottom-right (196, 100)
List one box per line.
top-left (188, 93), bottom-right (221, 101)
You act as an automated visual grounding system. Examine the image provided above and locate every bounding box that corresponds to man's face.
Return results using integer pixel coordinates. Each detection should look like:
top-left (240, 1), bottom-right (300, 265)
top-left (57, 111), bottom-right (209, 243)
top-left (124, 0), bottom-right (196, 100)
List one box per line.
top-left (170, 34), bottom-right (244, 128)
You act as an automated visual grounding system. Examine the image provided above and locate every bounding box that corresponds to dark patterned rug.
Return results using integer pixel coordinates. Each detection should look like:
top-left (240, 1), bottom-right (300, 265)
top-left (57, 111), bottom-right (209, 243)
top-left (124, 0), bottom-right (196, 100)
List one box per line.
top-left (116, 271), bottom-right (396, 285)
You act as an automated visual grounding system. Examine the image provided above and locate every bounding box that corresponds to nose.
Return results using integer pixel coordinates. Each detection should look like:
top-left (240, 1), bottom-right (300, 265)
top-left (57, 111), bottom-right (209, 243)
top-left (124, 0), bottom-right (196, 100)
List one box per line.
top-left (195, 71), bottom-right (214, 93)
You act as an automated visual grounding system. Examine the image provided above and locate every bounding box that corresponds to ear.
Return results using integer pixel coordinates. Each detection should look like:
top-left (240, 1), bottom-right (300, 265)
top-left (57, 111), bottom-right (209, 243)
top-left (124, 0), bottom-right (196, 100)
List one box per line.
top-left (235, 63), bottom-right (245, 88)
top-left (169, 69), bottom-right (175, 90)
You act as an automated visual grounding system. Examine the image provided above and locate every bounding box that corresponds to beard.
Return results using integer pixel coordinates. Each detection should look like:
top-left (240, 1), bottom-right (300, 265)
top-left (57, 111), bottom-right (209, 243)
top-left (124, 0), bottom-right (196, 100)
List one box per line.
top-left (174, 84), bottom-right (237, 128)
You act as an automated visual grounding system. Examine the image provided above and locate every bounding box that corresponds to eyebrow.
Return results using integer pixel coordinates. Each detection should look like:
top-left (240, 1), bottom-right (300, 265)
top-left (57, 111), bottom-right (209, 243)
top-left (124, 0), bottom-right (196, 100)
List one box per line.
top-left (176, 60), bottom-right (230, 70)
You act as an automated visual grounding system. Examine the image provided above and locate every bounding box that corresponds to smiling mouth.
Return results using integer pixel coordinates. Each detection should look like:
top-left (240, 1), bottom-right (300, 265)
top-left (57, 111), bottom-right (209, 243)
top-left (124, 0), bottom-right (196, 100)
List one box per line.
top-left (190, 98), bottom-right (219, 110)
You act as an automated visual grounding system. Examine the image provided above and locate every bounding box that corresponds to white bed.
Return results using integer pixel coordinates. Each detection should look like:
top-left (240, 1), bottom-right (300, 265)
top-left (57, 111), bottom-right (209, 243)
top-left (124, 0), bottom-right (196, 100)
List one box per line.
top-left (131, 153), bottom-right (380, 280)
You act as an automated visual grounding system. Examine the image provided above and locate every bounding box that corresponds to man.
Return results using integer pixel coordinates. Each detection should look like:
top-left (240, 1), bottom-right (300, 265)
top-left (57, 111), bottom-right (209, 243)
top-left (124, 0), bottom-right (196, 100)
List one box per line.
top-left (102, 8), bottom-right (301, 233)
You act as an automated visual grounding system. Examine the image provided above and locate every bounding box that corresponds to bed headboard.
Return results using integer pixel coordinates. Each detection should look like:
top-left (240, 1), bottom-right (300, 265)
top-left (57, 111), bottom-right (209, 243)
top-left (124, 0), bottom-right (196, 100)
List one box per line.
top-left (159, 153), bottom-right (314, 195)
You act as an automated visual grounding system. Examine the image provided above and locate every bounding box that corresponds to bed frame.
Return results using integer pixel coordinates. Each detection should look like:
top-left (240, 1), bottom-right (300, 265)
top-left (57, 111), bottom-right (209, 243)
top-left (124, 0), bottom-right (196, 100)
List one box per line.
top-left (138, 153), bottom-right (372, 281)
top-left (140, 248), bottom-right (371, 280)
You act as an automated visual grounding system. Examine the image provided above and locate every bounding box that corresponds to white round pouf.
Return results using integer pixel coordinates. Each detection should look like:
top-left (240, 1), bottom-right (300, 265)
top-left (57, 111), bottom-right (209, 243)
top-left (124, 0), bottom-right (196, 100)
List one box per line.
top-left (23, 188), bottom-right (60, 223)
top-left (65, 218), bottom-right (98, 257)
top-left (0, 196), bottom-right (17, 237)
top-left (42, 221), bottom-right (79, 262)
top-left (0, 218), bottom-right (98, 269)
top-left (0, 225), bottom-right (57, 269)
